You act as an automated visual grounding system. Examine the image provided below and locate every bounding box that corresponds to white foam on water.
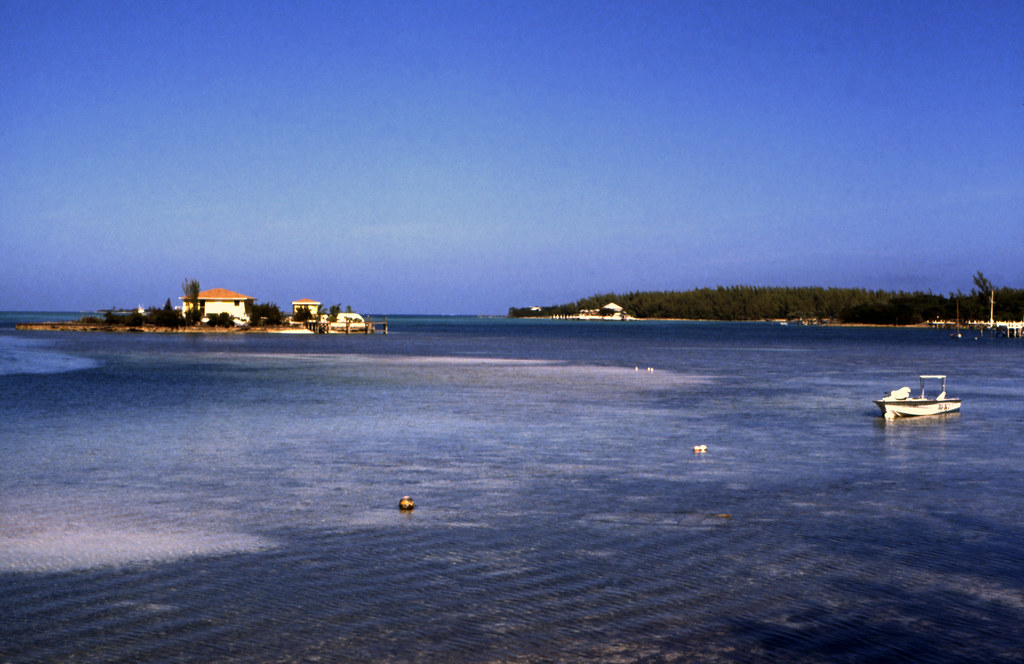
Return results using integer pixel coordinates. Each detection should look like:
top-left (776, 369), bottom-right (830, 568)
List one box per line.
top-left (0, 526), bottom-right (272, 573)
top-left (238, 351), bottom-right (710, 383)
top-left (0, 496), bottom-right (274, 573)
top-left (0, 335), bottom-right (100, 376)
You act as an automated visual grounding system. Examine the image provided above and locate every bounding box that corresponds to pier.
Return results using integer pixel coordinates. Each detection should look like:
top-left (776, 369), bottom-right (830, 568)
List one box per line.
top-left (928, 289), bottom-right (1024, 338)
top-left (304, 318), bottom-right (387, 335)
top-left (929, 320), bottom-right (1024, 338)
top-left (992, 321), bottom-right (1023, 338)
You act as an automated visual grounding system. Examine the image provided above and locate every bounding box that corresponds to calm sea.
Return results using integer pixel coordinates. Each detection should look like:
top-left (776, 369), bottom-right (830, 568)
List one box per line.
top-left (2, 314), bottom-right (1022, 663)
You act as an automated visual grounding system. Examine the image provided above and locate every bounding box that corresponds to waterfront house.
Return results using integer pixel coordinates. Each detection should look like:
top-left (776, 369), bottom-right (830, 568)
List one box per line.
top-left (602, 302), bottom-right (625, 315)
top-left (291, 299), bottom-right (321, 318)
top-left (578, 302), bottom-right (631, 320)
top-left (180, 288), bottom-right (255, 323)
top-left (330, 311), bottom-right (368, 333)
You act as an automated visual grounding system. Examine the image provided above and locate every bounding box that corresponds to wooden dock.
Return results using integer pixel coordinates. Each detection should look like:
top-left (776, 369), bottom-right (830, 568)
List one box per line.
top-left (929, 320), bottom-right (1023, 338)
top-left (304, 318), bottom-right (388, 335)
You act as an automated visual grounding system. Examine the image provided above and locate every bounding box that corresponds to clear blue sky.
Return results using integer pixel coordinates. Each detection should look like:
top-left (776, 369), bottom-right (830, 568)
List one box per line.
top-left (3, 0), bottom-right (1022, 314)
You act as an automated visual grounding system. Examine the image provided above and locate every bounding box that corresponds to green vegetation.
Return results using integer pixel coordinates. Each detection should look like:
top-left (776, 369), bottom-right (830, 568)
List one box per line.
top-left (93, 302), bottom-right (184, 329)
top-left (150, 299), bottom-right (184, 328)
top-left (81, 299), bottom-right (286, 329)
top-left (509, 272), bottom-right (1024, 325)
top-left (182, 278), bottom-right (201, 325)
top-left (208, 312), bottom-right (235, 327)
top-left (251, 302), bottom-right (284, 326)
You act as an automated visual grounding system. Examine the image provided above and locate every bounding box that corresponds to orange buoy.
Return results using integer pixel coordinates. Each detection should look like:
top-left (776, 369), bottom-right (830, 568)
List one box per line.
top-left (399, 496), bottom-right (415, 511)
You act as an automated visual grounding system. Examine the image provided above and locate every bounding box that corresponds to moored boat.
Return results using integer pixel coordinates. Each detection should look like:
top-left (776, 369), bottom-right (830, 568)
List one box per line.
top-left (874, 375), bottom-right (961, 419)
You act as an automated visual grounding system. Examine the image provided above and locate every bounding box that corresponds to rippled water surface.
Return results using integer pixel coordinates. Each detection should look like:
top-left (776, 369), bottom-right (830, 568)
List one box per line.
top-left (2, 316), bottom-right (1023, 662)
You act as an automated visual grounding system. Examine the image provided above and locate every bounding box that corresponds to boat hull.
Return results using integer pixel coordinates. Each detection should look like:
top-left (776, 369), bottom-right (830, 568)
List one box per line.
top-left (873, 398), bottom-right (962, 418)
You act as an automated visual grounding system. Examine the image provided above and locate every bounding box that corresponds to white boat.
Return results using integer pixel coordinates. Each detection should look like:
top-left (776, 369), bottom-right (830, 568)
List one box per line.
top-left (874, 375), bottom-right (961, 419)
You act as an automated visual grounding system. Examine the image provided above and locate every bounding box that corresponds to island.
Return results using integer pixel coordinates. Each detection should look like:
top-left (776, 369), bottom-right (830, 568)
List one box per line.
top-left (16, 284), bottom-right (385, 334)
top-left (508, 273), bottom-right (1024, 331)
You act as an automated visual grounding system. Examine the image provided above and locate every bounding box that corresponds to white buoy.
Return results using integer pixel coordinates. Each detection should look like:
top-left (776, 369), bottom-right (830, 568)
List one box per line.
top-left (693, 444), bottom-right (707, 453)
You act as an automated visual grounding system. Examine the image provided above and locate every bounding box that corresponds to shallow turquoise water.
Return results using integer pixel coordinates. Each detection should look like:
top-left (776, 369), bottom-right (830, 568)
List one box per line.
top-left (2, 317), bottom-right (1022, 662)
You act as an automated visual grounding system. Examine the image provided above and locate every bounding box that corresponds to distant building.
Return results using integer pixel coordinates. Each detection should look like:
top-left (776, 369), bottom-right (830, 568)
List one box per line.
top-left (180, 288), bottom-right (255, 323)
top-left (578, 302), bottom-right (631, 320)
top-left (330, 311), bottom-right (367, 332)
top-left (291, 298), bottom-right (322, 318)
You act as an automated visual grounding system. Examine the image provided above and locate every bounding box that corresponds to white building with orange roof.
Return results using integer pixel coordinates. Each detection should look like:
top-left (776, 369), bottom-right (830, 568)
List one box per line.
top-left (180, 288), bottom-right (255, 323)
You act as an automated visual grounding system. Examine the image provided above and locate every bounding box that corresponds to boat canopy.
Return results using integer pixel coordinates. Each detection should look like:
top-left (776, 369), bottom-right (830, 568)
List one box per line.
top-left (916, 375), bottom-right (948, 397)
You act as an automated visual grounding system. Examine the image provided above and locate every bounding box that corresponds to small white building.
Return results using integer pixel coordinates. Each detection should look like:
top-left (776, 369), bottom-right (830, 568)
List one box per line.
top-left (330, 311), bottom-right (367, 332)
top-left (578, 302), bottom-right (631, 320)
top-left (291, 298), bottom-right (322, 318)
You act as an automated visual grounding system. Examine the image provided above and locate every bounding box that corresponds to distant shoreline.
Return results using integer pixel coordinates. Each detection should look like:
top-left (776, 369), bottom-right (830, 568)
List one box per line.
top-left (14, 321), bottom-right (299, 333)
top-left (14, 318), bottom-right (933, 332)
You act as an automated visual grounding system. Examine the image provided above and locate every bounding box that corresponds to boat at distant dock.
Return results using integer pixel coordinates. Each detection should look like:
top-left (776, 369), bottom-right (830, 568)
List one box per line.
top-left (873, 375), bottom-right (961, 419)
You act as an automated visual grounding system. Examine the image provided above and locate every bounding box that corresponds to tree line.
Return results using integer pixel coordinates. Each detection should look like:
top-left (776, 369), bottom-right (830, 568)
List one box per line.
top-left (509, 273), bottom-right (1024, 325)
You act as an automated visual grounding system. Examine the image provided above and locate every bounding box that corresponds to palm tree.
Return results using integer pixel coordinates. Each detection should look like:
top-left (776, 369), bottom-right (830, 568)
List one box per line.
top-left (972, 271), bottom-right (995, 325)
top-left (182, 278), bottom-right (201, 324)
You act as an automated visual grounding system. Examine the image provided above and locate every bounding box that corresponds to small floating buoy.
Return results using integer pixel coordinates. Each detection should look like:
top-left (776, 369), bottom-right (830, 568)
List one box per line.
top-left (693, 444), bottom-right (707, 453)
top-left (399, 496), bottom-right (415, 511)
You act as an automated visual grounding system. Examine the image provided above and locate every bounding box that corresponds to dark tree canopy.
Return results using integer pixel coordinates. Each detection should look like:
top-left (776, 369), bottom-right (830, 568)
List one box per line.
top-left (509, 279), bottom-right (1024, 326)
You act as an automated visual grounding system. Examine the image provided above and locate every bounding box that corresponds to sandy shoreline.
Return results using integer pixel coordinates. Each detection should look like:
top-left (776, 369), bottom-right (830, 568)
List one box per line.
top-left (14, 322), bottom-right (301, 333)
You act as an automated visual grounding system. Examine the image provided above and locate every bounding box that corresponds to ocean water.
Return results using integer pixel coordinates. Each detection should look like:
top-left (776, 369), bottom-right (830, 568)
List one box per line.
top-left (2, 315), bottom-right (1022, 663)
